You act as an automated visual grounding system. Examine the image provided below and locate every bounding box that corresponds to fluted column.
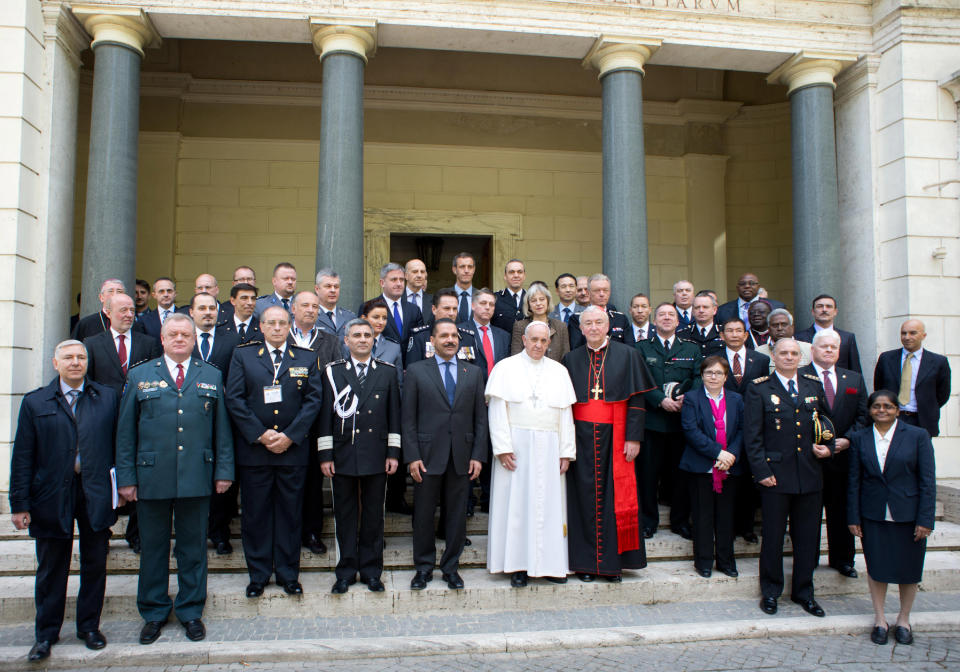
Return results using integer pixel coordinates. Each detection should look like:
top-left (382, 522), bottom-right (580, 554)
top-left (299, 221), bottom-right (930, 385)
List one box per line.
top-left (311, 19), bottom-right (376, 313)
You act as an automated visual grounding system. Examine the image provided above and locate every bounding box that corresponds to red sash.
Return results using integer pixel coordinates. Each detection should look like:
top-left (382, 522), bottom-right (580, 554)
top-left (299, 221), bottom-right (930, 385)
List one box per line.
top-left (572, 399), bottom-right (640, 554)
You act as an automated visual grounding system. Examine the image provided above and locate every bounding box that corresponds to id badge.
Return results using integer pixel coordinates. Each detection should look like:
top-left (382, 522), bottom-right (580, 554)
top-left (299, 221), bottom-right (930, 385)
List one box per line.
top-left (263, 385), bottom-right (283, 404)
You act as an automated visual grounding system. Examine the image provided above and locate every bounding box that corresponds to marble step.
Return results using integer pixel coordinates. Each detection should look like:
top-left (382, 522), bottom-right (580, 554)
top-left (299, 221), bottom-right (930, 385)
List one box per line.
top-left (0, 551), bottom-right (958, 624)
top-left (0, 520), bottom-right (958, 576)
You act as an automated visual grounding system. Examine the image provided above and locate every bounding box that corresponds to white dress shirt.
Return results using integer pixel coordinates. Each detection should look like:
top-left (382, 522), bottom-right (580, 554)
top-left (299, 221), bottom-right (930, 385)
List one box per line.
top-left (164, 354), bottom-right (190, 381)
top-left (633, 321), bottom-right (649, 342)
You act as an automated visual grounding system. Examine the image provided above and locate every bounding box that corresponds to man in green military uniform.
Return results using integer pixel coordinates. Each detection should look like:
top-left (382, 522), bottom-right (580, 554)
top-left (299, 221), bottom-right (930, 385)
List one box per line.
top-left (636, 302), bottom-right (702, 539)
top-left (116, 313), bottom-right (234, 646)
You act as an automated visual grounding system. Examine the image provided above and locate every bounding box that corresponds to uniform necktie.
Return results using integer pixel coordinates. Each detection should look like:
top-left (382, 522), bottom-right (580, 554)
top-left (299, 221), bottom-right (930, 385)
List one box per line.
top-left (175, 363), bottom-right (185, 390)
top-left (788, 379), bottom-right (799, 406)
top-left (273, 348), bottom-right (283, 364)
top-left (281, 297), bottom-right (290, 311)
top-left (356, 362), bottom-right (367, 387)
top-left (238, 322), bottom-right (246, 339)
top-left (200, 332), bottom-right (211, 360)
top-left (732, 353), bottom-right (742, 384)
top-left (898, 353), bottom-right (913, 406)
top-left (683, 310), bottom-right (689, 322)
top-left (562, 307), bottom-right (570, 323)
top-left (392, 301), bottom-right (403, 334)
top-left (480, 325), bottom-right (494, 376)
top-left (664, 338), bottom-right (671, 351)
top-left (823, 369), bottom-right (835, 409)
top-left (117, 334), bottom-right (127, 375)
top-left (457, 291), bottom-right (470, 323)
top-left (442, 361), bottom-right (456, 406)
top-left (701, 327), bottom-right (707, 339)
top-left (411, 294), bottom-right (419, 310)
top-left (514, 292), bottom-right (521, 309)
top-left (326, 310), bottom-right (335, 328)
top-left (69, 390), bottom-right (81, 473)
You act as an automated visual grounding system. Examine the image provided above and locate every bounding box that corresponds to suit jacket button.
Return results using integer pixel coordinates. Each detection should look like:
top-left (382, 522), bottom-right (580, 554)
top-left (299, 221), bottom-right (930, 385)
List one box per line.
top-left (796, 421), bottom-right (801, 426)
top-left (178, 427), bottom-right (183, 432)
top-left (369, 428), bottom-right (373, 432)
top-left (178, 409), bottom-right (183, 415)
top-left (178, 446), bottom-right (183, 451)
top-left (274, 409), bottom-right (279, 415)
top-left (273, 425), bottom-right (279, 430)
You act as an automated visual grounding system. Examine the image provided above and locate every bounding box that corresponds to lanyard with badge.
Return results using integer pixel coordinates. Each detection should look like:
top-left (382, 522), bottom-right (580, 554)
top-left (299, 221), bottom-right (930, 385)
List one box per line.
top-left (264, 348), bottom-right (283, 404)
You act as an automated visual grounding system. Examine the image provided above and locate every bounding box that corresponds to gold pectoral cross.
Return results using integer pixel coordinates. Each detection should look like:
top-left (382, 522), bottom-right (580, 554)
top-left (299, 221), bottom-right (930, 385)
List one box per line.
top-left (591, 383), bottom-right (603, 400)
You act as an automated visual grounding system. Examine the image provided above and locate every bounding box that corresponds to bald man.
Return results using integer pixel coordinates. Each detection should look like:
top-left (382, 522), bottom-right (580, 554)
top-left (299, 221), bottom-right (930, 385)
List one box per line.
top-left (874, 319), bottom-right (951, 437)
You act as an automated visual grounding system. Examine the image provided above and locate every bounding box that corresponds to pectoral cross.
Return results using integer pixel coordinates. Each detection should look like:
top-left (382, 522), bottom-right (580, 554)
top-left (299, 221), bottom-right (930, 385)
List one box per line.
top-left (591, 383), bottom-right (603, 400)
top-left (530, 389), bottom-right (541, 408)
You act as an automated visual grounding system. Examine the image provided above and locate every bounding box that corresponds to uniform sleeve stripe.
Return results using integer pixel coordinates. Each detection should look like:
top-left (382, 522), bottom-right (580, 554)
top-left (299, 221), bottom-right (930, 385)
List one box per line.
top-left (317, 436), bottom-right (333, 451)
top-left (387, 433), bottom-right (401, 448)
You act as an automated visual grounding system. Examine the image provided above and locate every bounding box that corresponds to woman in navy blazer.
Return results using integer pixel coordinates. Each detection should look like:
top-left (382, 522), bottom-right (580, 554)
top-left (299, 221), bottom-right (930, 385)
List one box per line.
top-left (680, 355), bottom-right (744, 578)
top-left (848, 389), bottom-right (936, 646)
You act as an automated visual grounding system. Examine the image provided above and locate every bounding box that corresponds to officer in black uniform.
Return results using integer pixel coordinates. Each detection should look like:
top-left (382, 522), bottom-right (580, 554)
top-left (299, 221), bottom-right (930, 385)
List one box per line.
top-left (677, 291), bottom-right (723, 359)
top-left (224, 306), bottom-right (323, 598)
top-left (319, 318), bottom-right (401, 594)
top-left (567, 274), bottom-right (631, 349)
top-left (490, 259), bottom-right (527, 333)
top-left (744, 337), bottom-right (835, 618)
top-left (406, 289), bottom-right (479, 367)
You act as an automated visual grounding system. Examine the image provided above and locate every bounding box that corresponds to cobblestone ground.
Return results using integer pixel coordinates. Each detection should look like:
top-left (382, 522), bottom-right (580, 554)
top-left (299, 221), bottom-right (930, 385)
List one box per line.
top-left (46, 633), bottom-right (960, 672)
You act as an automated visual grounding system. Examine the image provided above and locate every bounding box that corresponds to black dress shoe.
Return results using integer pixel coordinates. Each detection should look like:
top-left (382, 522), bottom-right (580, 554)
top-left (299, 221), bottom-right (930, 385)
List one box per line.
top-left (759, 597), bottom-right (778, 615)
top-left (129, 538), bottom-right (141, 554)
top-left (510, 571), bottom-right (528, 587)
top-left (28, 641), bottom-right (52, 661)
top-left (696, 568), bottom-right (712, 578)
top-left (464, 537), bottom-right (472, 546)
top-left (364, 577), bottom-right (385, 592)
top-left (442, 572), bottom-right (465, 589)
top-left (671, 525), bottom-right (693, 540)
top-left (718, 567), bottom-right (739, 578)
top-left (545, 576), bottom-right (568, 584)
top-left (182, 619), bottom-right (205, 642)
top-left (576, 572), bottom-right (595, 582)
top-left (604, 574), bottom-right (622, 583)
top-left (741, 532), bottom-right (759, 544)
top-left (246, 582), bottom-right (265, 598)
top-left (410, 570), bottom-right (433, 590)
top-left (791, 597), bottom-right (825, 617)
top-left (215, 540), bottom-right (233, 555)
top-left (642, 528), bottom-right (655, 539)
top-left (894, 625), bottom-right (913, 645)
top-left (835, 564), bottom-right (858, 578)
top-left (282, 581), bottom-right (304, 595)
top-left (78, 629), bottom-right (107, 650)
top-left (871, 624), bottom-right (889, 645)
top-left (304, 534), bottom-right (327, 555)
top-left (331, 578), bottom-right (353, 594)
top-left (139, 620), bottom-right (164, 645)
top-left (466, 501), bottom-right (475, 518)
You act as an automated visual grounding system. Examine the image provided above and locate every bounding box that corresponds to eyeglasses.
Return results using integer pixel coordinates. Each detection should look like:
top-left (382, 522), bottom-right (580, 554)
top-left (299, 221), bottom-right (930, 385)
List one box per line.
top-left (702, 370), bottom-right (726, 378)
top-left (262, 320), bottom-right (289, 327)
top-left (737, 280), bottom-right (759, 286)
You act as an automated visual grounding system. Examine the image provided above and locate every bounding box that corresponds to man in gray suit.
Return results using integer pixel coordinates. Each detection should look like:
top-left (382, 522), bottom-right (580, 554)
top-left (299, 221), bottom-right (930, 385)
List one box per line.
top-left (548, 273), bottom-right (585, 324)
top-left (254, 262), bottom-right (297, 319)
top-left (404, 259), bottom-right (433, 315)
top-left (314, 268), bottom-right (356, 338)
top-left (403, 319), bottom-right (488, 591)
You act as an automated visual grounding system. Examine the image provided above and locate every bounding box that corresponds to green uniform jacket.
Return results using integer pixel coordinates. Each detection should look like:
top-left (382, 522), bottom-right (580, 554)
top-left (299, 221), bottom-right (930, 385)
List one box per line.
top-left (636, 337), bottom-right (703, 433)
top-left (116, 357), bottom-right (234, 499)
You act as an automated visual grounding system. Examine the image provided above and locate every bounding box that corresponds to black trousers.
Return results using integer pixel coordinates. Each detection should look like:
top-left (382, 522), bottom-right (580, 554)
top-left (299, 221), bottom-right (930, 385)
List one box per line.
top-left (638, 430), bottom-right (690, 531)
top-left (733, 469), bottom-right (760, 537)
top-left (208, 481), bottom-right (238, 544)
top-left (822, 467), bottom-right (855, 569)
top-left (115, 501), bottom-right (139, 546)
top-left (759, 489), bottom-right (823, 601)
top-left (331, 472), bottom-right (387, 581)
top-left (385, 470), bottom-right (407, 509)
top-left (412, 463), bottom-right (470, 575)
top-left (688, 472), bottom-right (738, 572)
top-left (34, 476), bottom-right (110, 642)
top-left (239, 465), bottom-right (306, 585)
top-left (301, 445), bottom-right (327, 542)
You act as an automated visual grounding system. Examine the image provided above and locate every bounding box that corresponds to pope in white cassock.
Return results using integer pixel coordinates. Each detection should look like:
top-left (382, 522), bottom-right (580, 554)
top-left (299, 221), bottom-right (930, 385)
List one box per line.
top-left (484, 321), bottom-right (577, 587)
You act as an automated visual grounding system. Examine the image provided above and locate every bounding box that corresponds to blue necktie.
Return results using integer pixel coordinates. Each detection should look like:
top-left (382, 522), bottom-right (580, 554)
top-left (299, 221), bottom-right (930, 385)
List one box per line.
top-left (442, 361), bottom-right (456, 407)
top-left (200, 332), bottom-right (211, 360)
top-left (393, 301), bottom-right (403, 334)
top-left (562, 307), bottom-right (570, 323)
top-left (457, 291), bottom-right (470, 323)
top-left (788, 379), bottom-right (799, 407)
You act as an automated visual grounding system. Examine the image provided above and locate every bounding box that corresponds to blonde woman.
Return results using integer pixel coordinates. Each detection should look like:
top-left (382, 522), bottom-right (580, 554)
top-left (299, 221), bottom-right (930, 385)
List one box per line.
top-left (509, 282), bottom-right (569, 362)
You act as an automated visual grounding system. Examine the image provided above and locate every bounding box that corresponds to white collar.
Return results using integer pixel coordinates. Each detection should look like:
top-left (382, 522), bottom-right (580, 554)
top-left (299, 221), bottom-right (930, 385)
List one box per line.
top-left (775, 370), bottom-right (798, 390)
top-left (812, 362), bottom-right (835, 378)
top-left (587, 337), bottom-right (610, 352)
top-left (60, 379), bottom-right (84, 395)
top-left (874, 419), bottom-right (898, 443)
top-left (110, 327), bottom-right (129, 340)
top-left (351, 355), bottom-right (373, 370)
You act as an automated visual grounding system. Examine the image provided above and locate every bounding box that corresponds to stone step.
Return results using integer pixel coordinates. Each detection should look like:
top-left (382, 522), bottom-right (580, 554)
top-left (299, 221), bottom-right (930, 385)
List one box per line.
top-left (2, 520), bottom-right (958, 576)
top-left (0, 551), bottom-right (958, 624)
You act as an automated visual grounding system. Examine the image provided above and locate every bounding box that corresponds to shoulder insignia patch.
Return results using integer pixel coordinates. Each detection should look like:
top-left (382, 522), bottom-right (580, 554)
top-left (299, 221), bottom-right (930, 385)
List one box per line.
top-left (412, 325), bottom-right (430, 333)
top-left (752, 375), bottom-right (770, 384)
top-left (236, 339), bottom-right (263, 348)
top-left (802, 373), bottom-right (821, 382)
top-left (458, 327), bottom-right (475, 335)
top-left (373, 357), bottom-right (396, 368)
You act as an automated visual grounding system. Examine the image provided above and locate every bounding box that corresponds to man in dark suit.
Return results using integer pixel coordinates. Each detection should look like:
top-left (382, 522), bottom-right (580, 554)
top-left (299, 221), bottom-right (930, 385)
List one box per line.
top-left (403, 258), bottom-right (433, 315)
top-left (636, 302), bottom-right (703, 539)
top-left (744, 338), bottom-right (834, 618)
top-left (720, 317), bottom-right (770, 543)
top-left (491, 259), bottom-right (527, 333)
top-left (549, 273), bottom-right (583, 323)
top-left (745, 299), bottom-right (773, 350)
top-left (874, 319), bottom-right (951, 437)
top-left (10, 340), bottom-right (119, 661)
top-left (319, 318), bottom-right (401, 594)
top-left (116, 314), bottom-right (234, 645)
top-left (364, 262), bottom-right (423, 358)
top-left (677, 291), bottom-right (723, 358)
top-left (403, 319), bottom-right (488, 591)
top-left (568, 273), bottom-right (631, 349)
top-left (224, 282), bottom-right (261, 343)
top-left (794, 294), bottom-right (863, 374)
top-left (139, 277), bottom-right (178, 340)
top-left (224, 306), bottom-right (323, 598)
top-left (218, 265), bottom-right (257, 325)
top-left (134, 279), bottom-right (150, 321)
top-left (716, 273), bottom-right (785, 327)
top-left (176, 274), bottom-right (228, 326)
top-left (254, 262), bottom-right (298, 319)
top-left (315, 269), bottom-right (357, 338)
top-left (441, 252), bottom-right (477, 324)
top-left (801, 328), bottom-right (868, 578)
top-left (628, 293), bottom-right (653, 343)
top-left (672, 280), bottom-right (695, 328)
top-left (72, 278), bottom-right (146, 341)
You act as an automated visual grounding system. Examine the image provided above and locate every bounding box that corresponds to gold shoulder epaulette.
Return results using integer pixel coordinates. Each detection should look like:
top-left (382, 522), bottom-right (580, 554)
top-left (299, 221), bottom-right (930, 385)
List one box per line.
top-left (236, 340), bottom-right (262, 347)
top-left (802, 373), bottom-right (821, 382)
top-left (374, 357), bottom-right (396, 368)
top-left (751, 375), bottom-right (769, 384)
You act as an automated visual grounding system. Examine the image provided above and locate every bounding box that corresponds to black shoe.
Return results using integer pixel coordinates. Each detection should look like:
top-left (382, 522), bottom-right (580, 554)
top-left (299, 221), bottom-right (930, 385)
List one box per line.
top-left (466, 501), bottom-right (475, 518)
top-left (871, 624), bottom-right (889, 645)
top-left (894, 625), bottom-right (913, 645)
top-left (304, 534), bottom-right (327, 555)
top-left (139, 620), bottom-right (164, 645)
top-left (835, 564), bottom-right (858, 578)
top-left (759, 597), bottom-right (778, 615)
top-left (246, 582), bottom-right (265, 598)
top-left (718, 566), bottom-right (739, 578)
top-left (28, 641), bottom-right (52, 661)
top-left (77, 630), bottom-right (106, 650)
top-left (510, 571), bottom-right (528, 588)
top-left (791, 597), bottom-right (825, 617)
top-left (129, 538), bottom-right (141, 554)
top-left (642, 528), bottom-right (655, 539)
top-left (545, 576), bottom-right (568, 584)
top-left (604, 574), bottom-right (622, 583)
top-left (741, 532), bottom-right (759, 544)
top-left (478, 499), bottom-right (490, 513)
top-left (464, 537), bottom-right (472, 547)
top-left (575, 572), bottom-right (595, 583)
top-left (387, 500), bottom-right (413, 515)
top-left (182, 619), bottom-right (205, 642)
top-left (696, 568), bottom-right (712, 578)
top-left (364, 577), bottom-right (385, 592)
top-left (282, 581), bottom-right (303, 595)
top-left (442, 572), bottom-right (465, 589)
top-left (331, 578), bottom-right (354, 594)
top-left (215, 540), bottom-right (233, 555)
top-left (410, 571), bottom-right (433, 590)
top-left (671, 525), bottom-right (693, 540)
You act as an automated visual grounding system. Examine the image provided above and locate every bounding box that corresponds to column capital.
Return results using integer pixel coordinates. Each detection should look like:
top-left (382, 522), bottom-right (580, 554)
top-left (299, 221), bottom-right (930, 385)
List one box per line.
top-left (309, 18), bottom-right (377, 63)
top-left (71, 5), bottom-right (161, 57)
top-left (42, 5), bottom-right (90, 67)
top-left (583, 36), bottom-right (661, 78)
top-left (767, 50), bottom-right (858, 95)
top-left (939, 70), bottom-right (960, 104)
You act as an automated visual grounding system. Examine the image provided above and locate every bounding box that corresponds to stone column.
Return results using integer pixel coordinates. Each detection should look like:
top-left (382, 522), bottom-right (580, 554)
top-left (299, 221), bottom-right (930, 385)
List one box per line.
top-left (585, 38), bottom-right (660, 310)
top-left (768, 52), bottom-right (855, 316)
top-left (72, 7), bottom-right (159, 316)
top-left (310, 20), bottom-right (376, 313)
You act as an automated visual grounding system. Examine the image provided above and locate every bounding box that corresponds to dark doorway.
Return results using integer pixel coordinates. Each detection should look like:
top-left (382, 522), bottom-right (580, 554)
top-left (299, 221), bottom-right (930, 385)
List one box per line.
top-left (389, 234), bottom-right (493, 293)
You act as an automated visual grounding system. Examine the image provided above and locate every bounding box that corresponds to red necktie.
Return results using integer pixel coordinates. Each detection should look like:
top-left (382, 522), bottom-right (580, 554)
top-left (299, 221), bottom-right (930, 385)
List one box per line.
top-left (732, 352), bottom-right (742, 384)
top-left (480, 326), bottom-right (494, 376)
top-left (823, 370), bottom-right (835, 409)
top-left (175, 363), bottom-right (185, 390)
top-left (117, 334), bottom-right (127, 375)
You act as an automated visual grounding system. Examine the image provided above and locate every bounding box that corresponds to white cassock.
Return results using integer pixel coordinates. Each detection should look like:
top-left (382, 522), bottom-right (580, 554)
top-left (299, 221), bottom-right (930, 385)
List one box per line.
top-left (484, 350), bottom-right (577, 578)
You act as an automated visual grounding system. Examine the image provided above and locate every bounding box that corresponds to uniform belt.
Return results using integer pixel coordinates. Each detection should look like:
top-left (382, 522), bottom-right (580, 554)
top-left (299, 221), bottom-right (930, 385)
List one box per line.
top-left (898, 410), bottom-right (918, 416)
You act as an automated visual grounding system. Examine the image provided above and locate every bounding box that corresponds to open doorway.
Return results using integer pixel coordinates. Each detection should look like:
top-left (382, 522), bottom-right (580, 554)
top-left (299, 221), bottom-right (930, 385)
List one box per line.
top-left (389, 233), bottom-right (493, 292)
